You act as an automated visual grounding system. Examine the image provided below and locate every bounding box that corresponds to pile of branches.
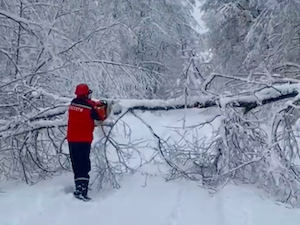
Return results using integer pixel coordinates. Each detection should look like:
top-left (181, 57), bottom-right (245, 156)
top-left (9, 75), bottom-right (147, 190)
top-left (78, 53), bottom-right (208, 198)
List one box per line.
top-left (89, 71), bottom-right (300, 208)
top-left (0, 84), bottom-right (70, 183)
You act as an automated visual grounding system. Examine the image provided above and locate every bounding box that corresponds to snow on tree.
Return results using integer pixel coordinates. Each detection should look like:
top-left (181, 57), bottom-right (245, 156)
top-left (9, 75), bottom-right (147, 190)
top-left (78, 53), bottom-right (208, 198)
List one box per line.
top-left (200, 0), bottom-right (300, 79)
top-left (0, 0), bottom-right (202, 182)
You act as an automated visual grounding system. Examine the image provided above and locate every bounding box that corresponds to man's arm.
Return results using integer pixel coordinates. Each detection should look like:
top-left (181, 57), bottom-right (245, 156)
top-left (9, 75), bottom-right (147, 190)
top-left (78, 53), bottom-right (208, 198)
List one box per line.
top-left (90, 100), bottom-right (108, 121)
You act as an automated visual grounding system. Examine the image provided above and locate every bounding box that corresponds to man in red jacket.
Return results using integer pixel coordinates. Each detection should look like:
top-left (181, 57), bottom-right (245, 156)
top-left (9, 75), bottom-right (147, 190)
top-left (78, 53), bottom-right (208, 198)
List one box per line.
top-left (67, 83), bottom-right (108, 201)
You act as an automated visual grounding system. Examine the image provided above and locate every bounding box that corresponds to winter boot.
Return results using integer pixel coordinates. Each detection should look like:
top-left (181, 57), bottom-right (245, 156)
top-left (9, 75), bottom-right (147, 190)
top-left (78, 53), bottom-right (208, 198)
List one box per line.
top-left (81, 180), bottom-right (91, 201)
top-left (73, 181), bottom-right (83, 198)
top-left (73, 180), bottom-right (91, 201)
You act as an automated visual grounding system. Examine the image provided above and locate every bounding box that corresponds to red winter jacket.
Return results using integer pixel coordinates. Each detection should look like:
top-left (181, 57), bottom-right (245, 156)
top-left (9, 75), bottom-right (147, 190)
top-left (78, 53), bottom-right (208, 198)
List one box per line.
top-left (67, 97), bottom-right (107, 143)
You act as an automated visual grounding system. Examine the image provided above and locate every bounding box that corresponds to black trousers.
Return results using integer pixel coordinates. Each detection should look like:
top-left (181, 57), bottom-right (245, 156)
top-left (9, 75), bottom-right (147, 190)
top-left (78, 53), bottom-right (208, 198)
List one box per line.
top-left (68, 142), bottom-right (91, 186)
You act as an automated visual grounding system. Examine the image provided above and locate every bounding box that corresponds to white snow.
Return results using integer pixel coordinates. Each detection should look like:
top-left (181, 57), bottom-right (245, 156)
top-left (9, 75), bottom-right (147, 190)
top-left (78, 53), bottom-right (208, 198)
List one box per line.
top-left (1, 109), bottom-right (300, 225)
top-left (2, 172), bottom-right (300, 225)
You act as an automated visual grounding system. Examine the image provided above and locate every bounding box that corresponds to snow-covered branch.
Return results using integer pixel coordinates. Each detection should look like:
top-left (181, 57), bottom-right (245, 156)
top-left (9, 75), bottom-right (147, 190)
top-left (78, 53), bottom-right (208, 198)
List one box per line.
top-left (112, 83), bottom-right (300, 114)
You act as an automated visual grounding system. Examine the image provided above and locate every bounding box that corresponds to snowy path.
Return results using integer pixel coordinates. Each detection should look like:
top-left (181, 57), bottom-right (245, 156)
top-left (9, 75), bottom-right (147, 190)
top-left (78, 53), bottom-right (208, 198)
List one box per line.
top-left (1, 172), bottom-right (300, 225)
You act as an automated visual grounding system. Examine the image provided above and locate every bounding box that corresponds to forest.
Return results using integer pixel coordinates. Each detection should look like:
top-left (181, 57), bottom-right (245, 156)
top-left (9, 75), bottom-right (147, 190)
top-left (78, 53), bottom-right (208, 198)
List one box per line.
top-left (1, 0), bottom-right (300, 207)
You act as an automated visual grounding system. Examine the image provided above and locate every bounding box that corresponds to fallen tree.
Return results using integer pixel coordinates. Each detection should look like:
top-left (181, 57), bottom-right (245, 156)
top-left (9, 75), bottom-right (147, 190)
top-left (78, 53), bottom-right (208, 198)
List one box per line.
top-left (2, 81), bottom-right (299, 128)
top-left (1, 76), bottom-right (300, 207)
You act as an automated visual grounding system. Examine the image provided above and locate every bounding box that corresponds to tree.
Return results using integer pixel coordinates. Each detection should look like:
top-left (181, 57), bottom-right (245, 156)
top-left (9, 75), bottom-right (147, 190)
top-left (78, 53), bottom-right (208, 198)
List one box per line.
top-left (200, 0), bottom-right (300, 81)
top-left (5, 0), bottom-right (300, 209)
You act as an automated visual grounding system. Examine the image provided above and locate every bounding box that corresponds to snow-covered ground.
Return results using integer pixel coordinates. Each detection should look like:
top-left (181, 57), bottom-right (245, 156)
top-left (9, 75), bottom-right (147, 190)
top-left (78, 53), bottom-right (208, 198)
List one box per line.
top-left (1, 109), bottom-right (300, 225)
top-left (2, 171), bottom-right (300, 225)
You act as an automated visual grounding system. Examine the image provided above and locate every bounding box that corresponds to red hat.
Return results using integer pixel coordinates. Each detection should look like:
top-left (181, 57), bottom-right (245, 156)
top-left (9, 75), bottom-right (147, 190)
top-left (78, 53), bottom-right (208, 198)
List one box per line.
top-left (75, 83), bottom-right (92, 96)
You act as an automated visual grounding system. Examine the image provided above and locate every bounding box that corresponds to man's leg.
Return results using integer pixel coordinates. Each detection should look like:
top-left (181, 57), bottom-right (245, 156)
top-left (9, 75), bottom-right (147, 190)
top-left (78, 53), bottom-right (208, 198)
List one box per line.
top-left (78, 142), bottom-right (91, 197)
top-left (69, 142), bottom-right (83, 196)
top-left (69, 142), bottom-right (91, 197)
